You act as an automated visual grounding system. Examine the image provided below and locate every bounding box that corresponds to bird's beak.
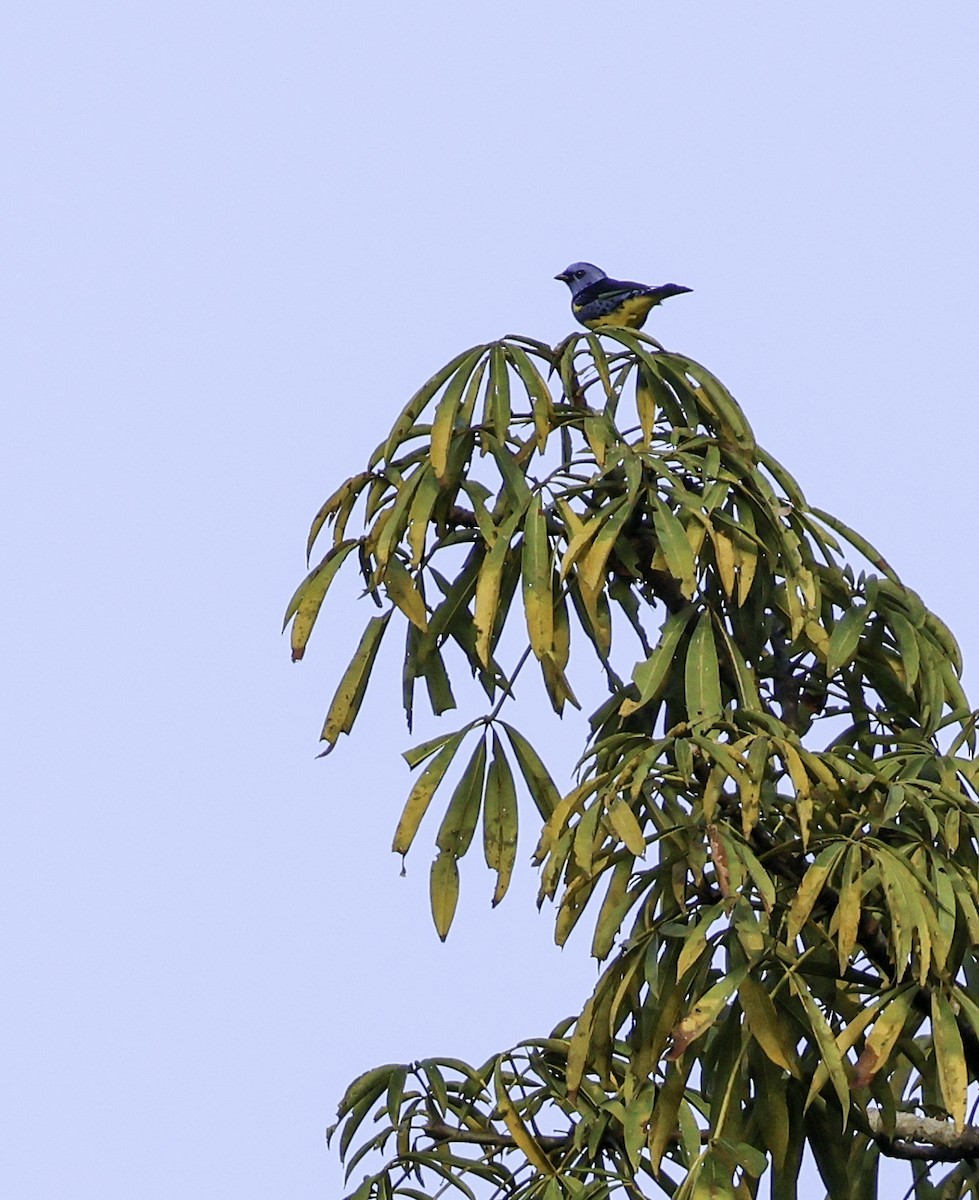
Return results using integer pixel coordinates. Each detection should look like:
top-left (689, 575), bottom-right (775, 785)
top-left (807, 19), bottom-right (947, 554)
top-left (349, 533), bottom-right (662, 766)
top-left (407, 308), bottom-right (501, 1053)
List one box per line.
top-left (554, 272), bottom-right (570, 282)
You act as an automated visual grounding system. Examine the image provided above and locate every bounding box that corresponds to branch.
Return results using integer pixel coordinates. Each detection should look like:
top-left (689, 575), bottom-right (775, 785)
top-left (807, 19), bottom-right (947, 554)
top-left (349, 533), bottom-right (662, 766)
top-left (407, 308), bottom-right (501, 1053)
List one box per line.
top-left (423, 1122), bottom-right (573, 1153)
top-left (869, 1111), bottom-right (979, 1162)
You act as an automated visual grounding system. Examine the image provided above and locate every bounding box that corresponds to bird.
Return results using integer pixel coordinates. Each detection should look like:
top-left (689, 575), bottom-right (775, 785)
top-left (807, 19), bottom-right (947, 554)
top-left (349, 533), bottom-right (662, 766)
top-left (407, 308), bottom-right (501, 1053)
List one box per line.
top-left (555, 262), bottom-right (692, 330)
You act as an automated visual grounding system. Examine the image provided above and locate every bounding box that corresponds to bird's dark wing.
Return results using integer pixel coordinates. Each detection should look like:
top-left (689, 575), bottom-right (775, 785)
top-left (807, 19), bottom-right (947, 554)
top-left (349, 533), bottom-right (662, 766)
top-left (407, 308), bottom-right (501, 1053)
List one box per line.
top-left (574, 278), bottom-right (651, 319)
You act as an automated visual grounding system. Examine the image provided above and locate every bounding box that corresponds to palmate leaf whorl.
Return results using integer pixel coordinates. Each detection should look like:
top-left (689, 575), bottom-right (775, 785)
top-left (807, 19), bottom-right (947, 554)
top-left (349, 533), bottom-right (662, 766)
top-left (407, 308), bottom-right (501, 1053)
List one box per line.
top-left (290, 331), bottom-right (979, 1200)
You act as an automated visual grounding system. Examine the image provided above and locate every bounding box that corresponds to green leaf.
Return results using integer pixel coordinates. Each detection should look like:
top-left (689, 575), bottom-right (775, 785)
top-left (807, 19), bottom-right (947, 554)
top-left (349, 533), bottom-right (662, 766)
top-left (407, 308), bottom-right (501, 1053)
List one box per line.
top-left (430, 850), bottom-right (460, 941)
top-left (793, 975), bottom-right (850, 1116)
top-left (490, 440), bottom-right (533, 510)
top-left (320, 613), bottom-right (392, 752)
top-left (648, 1061), bottom-right (689, 1172)
top-left (402, 728), bottom-right (466, 769)
top-left (668, 353), bottom-right (757, 451)
top-left (826, 603), bottom-right (869, 675)
top-left (685, 611), bottom-right (722, 723)
top-left (336, 1063), bottom-right (399, 1119)
top-left (501, 722), bottom-right (560, 820)
top-left (435, 737), bottom-right (487, 857)
top-left (483, 734), bottom-right (518, 906)
top-left (888, 608), bottom-right (921, 689)
top-left (620, 605), bottom-right (696, 716)
top-left (590, 855), bottom-right (638, 961)
top-left (739, 975), bottom-right (800, 1075)
top-left (485, 344), bottom-right (511, 440)
top-left (420, 643), bottom-right (456, 717)
top-left (521, 493), bottom-right (554, 660)
top-left (652, 494), bottom-right (697, 597)
top-left (809, 506), bottom-right (901, 584)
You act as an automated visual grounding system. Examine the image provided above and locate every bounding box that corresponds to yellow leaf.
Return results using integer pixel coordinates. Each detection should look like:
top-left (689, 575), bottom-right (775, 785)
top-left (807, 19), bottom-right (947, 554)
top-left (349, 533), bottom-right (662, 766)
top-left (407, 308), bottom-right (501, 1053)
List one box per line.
top-left (286, 540), bottom-right (359, 660)
top-left (319, 614), bottom-right (391, 751)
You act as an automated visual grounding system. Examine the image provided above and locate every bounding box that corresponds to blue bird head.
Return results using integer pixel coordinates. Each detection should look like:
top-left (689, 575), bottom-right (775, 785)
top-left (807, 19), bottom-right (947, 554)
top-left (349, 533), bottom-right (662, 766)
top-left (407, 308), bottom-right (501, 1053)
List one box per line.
top-left (555, 262), bottom-right (607, 297)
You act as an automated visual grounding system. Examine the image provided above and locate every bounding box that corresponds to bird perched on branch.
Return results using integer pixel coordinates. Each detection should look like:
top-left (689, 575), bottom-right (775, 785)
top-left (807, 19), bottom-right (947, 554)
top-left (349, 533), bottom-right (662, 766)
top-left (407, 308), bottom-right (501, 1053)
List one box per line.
top-left (555, 262), bottom-right (692, 330)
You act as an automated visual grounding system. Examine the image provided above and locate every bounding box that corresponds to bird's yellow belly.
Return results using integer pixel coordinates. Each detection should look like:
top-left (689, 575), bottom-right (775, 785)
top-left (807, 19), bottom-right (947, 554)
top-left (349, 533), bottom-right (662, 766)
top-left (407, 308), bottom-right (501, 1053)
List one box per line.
top-left (583, 294), bottom-right (657, 330)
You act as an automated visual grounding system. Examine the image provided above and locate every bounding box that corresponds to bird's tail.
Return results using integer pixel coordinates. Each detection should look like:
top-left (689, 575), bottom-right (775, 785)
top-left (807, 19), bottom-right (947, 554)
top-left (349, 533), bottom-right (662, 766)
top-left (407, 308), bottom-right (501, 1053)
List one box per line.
top-left (648, 283), bottom-right (693, 304)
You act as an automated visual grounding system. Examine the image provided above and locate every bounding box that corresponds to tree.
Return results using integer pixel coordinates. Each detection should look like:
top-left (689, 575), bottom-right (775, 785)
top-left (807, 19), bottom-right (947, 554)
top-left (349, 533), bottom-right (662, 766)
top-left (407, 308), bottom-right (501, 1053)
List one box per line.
top-left (286, 327), bottom-right (979, 1200)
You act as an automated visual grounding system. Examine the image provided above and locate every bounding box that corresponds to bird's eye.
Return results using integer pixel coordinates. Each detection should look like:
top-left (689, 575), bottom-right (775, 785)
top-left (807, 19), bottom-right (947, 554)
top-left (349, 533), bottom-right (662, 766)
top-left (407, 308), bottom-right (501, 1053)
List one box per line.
top-left (574, 270), bottom-right (585, 279)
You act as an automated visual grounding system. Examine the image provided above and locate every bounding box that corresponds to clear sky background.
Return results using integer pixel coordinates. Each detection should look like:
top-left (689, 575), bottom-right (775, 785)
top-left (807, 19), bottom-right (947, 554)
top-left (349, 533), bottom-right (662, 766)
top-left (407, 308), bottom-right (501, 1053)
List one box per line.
top-left (3, 3), bottom-right (978, 1197)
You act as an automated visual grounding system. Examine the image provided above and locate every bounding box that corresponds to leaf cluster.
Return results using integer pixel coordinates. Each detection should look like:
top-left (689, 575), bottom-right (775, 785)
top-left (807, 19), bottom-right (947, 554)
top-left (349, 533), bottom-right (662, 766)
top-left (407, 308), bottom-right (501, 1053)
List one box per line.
top-left (290, 332), bottom-right (979, 1200)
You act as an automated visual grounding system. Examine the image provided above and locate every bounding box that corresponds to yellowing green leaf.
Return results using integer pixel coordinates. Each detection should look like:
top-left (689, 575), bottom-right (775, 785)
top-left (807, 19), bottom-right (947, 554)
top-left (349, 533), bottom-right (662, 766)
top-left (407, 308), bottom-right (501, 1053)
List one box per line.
top-left (493, 1058), bottom-right (557, 1176)
top-left (429, 850), bottom-right (460, 941)
top-left (381, 345), bottom-right (486, 466)
top-left (931, 993), bottom-right (967, 1128)
top-left (483, 734), bottom-right (518, 906)
top-left (430, 348), bottom-right (486, 481)
top-left (713, 529), bottom-right (738, 598)
top-left (319, 613), bottom-right (391, 752)
top-left (286, 539), bottom-right (359, 661)
top-left (392, 730), bottom-right (468, 856)
top-left (667, 965), bottom-right (748, 1058)
top-left (473, 502), bottom-right (529, 667)
top-left (786, 843), bottom-right (846, 941)
top-left (851, 986), bottom-right (915, 1089)
top-left (607, 798), bottom-right (646, 856)
top-left (381, 556), bottom-right (428, 630)
top-left (739, 975), bottom-right (800, 1075)
top-left (504, 344), bottom-right (554, 452)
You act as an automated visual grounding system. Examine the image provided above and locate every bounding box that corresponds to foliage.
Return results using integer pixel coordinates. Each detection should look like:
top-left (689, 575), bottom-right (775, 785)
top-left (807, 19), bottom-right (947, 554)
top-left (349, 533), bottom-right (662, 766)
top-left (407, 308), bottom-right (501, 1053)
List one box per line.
top-left (287, 329), bottom-right (979, 1200)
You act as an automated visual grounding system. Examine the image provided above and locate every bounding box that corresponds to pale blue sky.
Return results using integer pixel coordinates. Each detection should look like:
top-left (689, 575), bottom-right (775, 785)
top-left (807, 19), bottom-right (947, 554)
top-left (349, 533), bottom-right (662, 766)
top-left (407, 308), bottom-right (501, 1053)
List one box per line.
top-left (3, 3), bottom-right (978, 1197)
